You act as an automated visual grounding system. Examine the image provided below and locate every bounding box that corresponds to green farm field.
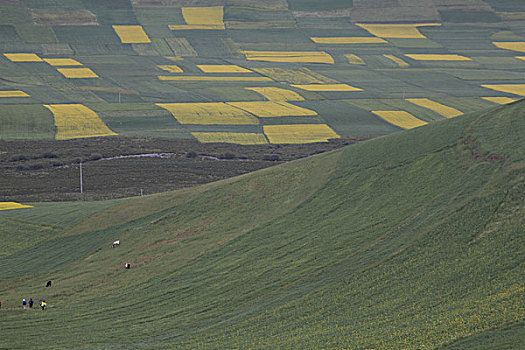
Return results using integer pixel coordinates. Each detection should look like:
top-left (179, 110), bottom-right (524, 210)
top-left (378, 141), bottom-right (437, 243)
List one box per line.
top-left (0, 98), bottom-right (523, 349)
top-left (0, 0), bottom-right (523, 144)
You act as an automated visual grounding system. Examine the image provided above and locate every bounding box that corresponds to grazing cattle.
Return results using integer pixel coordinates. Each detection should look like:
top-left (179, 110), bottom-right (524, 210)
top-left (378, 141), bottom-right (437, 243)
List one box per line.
top-left (112, 240), bottom-right (120, 248)
top-left (125, 263), bottom-right (130, 269)
top-left (46, 280), bottom-right (52, 287)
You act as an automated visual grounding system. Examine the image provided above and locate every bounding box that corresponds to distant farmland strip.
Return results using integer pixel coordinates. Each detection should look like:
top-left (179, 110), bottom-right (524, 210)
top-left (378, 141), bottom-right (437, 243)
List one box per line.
top-left (156, 103), bottom-right (259, 125)
top-left (112, 25), bottom-right (151, 44)
top-left (0, 91), bottom-right (30, 98)
top-left (245, 87), bottom-right (304, 101)
top-left (356, 23), bottom-right (441, 39)
top-left (157, 65), bottom-right (183, 73)
top-left (227, 101), bottom-right (318, 118)
top-left (43, 58), bottom-right (83, 66)
top-left (252, 68), bottom-right (337, 84)
top-left (481, 84), bottom-right (525, 96)
top-left (492, 42), bottom-right (525, 53)
top-left (43, 104), bottom-right (117, 140)
top-left (197, 65), bottom-right (252, 73)
top-left (310, 37), bottom-right (387, 44)
top-left (158, 76), bottom-right (272, 82)
top-left (481, 97), bottom-right (518, 104)
top-left (192, 132), bottom-right (268, 145)
top-left (405, 54), bottom-right (471, 61)
top-left (264, 124), bottom-right (339, 144)
top-left (406, 98), bottom-right (462, 118)
top-left (291, 84), bottom-right (363, 92)
top-left (383, 54), bottom-right (409, 67)
top-left (345, 54), bottom-right (366, 65)
top-left (243, 51), bottom-right (334, 64)
top-left (372, 110), bottom-right (428, 129)
top-left (0, 202), bottom-right (33, 211)
top-left (4, 53), bottom-right (42, 62)
top-left (169, 6), bottom-right (225, 30)
top-left (57, 68), bottom-right (99, 79)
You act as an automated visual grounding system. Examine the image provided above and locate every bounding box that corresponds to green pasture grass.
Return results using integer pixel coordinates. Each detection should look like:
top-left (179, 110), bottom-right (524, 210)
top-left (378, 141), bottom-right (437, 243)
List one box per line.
top-left (287, 0), bottom-right (352, 12)
top-left (438, 9), bottom-right (501, 23)
top-left (442, 322), bottom-right (524, 350)
top-left (441, 68), bottom-right (523, 80)
top-left (0, 101), bottom-right (523, 348)
top-left (0, 25), bottom-right (21, 42)
top-left (387, 38), bottom-right (443, 49)
top-left (81, 0), bottom-right (137, 25)
top-left (0, 5), bottom-right (32, 26)
top-left (184, 125), bottom-right (262, 133)
top-left (0, 104), bottom-right (55, 140)
top-left (21, 0), bottom-right (85, 10)
top-left (134, 7), bottom-right (183, 26)
top-left (432, 97), bottom-right (504, 112)
top-left (53, 25), bottom-right (121, 44)
top-left (225, 8), bottom-right (294, 23)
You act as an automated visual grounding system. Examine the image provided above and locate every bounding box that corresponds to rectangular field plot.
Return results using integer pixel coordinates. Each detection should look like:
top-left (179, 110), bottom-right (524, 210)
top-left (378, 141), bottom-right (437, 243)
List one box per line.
top-left (264, 124), bottom-right (340, 144)
top-left (0, 202), bottom-right (33, 211)
top-left (169, 6), bottom-right (225, 30)
top-left (192, 132), bottom-right (267, 145)
top-left (345, 54), bottom-right (366, 65)
top-left (227, 101), bottom-right (318, 118)
top-left (44, 104), bottom-right (118, 140)
top-left (245, 87), bottom-right (304, 101)
top-left (406, 98), bottom-right (462, 118)
top-left (157, 65), bottom-right (183, 73)
top-left (311, 37), bottom-right (387, 44)
top-left (243, 51), bottom-right (334, 64)
top-left (4, 53), bottom-right (42, 62)
top-left (253, 68), bottom-right (337, 84)
top-left (158, 76), bottom-right (272, 82)
top-left (356, 23), bottom-right (441, 39)
top-left (112, 25), bottom-right (151, 44)
top-left (43, 58), bottom-right (83, 66)
top-left (481, 84), bottom-right (525, 96)
top-left (0, 91), bottom-right (30, 98)
top-left (481, 97), bottom-right (518, 104)
top-left (405, 54), bottom-right (471, 61)
top-left (372, 110), bottom-right (428, 129)
top-left (197, 65), bottom-right (251, 73)
top-left (156, 103), bottom-right (259, 125)
top-left (57, 68), bottom-right (99, 79)
top-left (492, 42), bottom-right (525, 53)
top-left (291, 84), bottom-right (363, 92)
top-left (383, 54), bottom-right (409, 67)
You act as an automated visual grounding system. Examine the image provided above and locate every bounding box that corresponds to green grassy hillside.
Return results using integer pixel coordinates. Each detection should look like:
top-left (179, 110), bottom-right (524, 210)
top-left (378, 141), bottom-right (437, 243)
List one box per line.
top-left (0, 100), bottom-right (523, 348)
top-left (0, 0), bottom-right (524, 143)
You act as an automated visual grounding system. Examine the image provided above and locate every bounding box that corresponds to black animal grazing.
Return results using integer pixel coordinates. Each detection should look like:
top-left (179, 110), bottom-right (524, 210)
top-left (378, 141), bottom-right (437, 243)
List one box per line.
top-left (46, 280), bottom-right (52, 287)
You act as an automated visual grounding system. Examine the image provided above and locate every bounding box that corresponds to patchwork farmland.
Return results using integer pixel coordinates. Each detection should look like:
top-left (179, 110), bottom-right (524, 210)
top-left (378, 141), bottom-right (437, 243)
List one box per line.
top-left (0, 0), bottom-right (523, 144)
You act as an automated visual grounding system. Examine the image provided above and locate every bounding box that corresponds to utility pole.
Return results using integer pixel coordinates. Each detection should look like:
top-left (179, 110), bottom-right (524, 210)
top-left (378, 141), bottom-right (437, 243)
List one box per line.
top-left (118, 92), bottom-right (121, 103)
top-left (80, 161), bottom-right (83, 194)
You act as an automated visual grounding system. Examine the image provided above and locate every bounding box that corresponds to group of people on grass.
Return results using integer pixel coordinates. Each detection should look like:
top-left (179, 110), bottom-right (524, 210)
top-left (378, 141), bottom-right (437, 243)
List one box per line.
top-left (0, 298), bottom-right (46, 310)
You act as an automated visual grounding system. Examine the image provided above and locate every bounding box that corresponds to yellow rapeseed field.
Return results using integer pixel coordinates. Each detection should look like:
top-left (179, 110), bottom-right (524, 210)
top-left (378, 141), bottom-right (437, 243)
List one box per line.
top-left (406, 98), bottom-right (462, 118)
top-left (164, 56), bottom-right (183, 61)
top-left (356, 23), bottom-right (441, 39)
top-left (252, 68), bottom-right (337, 84)
top-left (112, 25), bottom-right (151, 44)
top-left (169, 6), bottom-right (225, 30)
top-left (43, 58), bottom-right (83, 66)
top-left (264, 124), bottom-right (340, 144)
top-left (492, 41), bottom-right (525, 53)
top-left (310, 37), bottom-right (387, 44)
top-left (158, 76), bottom-right (272, 82)
top-left (291, 84), bottom-right (363, 92)
top-left (245, 87), bottom-right (304, 101)
top-left (156, 103), bottom-right (259, 125)
top-left (44, 104), bottom-right (118, 140)
top-left (515, 56), bottom-right (525, 61)
top-left (0, 90), bottom-right (30, 97)
top-left (192, 132), bottom-right (268, 145)
top-left (4, 53), bottom-right (42, 62)
top-left (345, 54), bottom-right (366, 65)
top-left (481, 84), bottom-right (525, 96)
top-left (383, 54), bottom-right (409, 67)
top-left (372, 110), bottom-right (428, 129)
top-left (57, 68), bottom-right (99, 78)
top-left (157, 65), bottom-right (183, 73)
top-left (0, 202), bottom-right (33, 211)
top-left (481, 97), bottom-right (517, 104)
top-left (197, 65), bottom-right (252, 73)
top-left (227, 101), bottom-right (317, 118)
top-left (243, 51), bottom-right (334, 64)
top-left (404, 54), bottom-right (472, 61)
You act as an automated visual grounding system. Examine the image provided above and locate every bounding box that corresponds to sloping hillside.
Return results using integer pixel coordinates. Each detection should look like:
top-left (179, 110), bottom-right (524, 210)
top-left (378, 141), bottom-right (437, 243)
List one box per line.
top-left (0, 100), bottom-right (523, 348)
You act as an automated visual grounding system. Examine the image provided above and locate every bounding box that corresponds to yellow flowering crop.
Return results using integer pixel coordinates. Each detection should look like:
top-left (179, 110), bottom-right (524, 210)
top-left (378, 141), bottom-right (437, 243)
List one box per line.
top-left (57, 68), bottom-right (99, 78)
top-left (169, 6), bottom-right (225, 30)
top-left (481, 97), bottom-right (517, 104)
top-left (345, 54), bottom-right (366, 65)
top-left (112, 25), bottom-right (151, 44)
top-left (291, 84), bottom-right (363, 92)
top-left (310, 37), bottom-right (387, 44)
top-left (264, 124), bottom-right (340, 144)
top-left (0, 202), bottom-right (33, 211)
top-left (156, 103), bottom-right (259, 125)
top-left (158, 76), bottom-right (271, 82)
top-left (43, 58), bottom-right (83, 66)
top-left (157, 65), bottom-right (183, 73)
top-left (405, 54), bottom-right (471, 61)
top-left (243, 51), bottom-right (334, 64)
top-left (227, 101), bottom-right (317, 118)
top-left (252, 68), bottom-right (337, 84)
top-left (44, 104), bottom-right (118, 140)
top-left (197, 65), bottom-right (252, 73)
top-left (4, 53), bottom-right (43, 62)
top-left (0, 90), bottom-right (30, 97)
top-left (372, 110), bottom-right (428, 129)
top-left (245, 87), bottom-right (304, 101)
top-left (383, 54), bottom-right (409, 67)
top-left (406, 98), bottom-right (462, 118)
top-left (481, 84), bottom-right (525, 96)
top-left (192, 132), bottom-right (268, 145)
top-left (492, 41), bottom-right (525, 53)
top-left (356, 23), bottom-right (441, 39)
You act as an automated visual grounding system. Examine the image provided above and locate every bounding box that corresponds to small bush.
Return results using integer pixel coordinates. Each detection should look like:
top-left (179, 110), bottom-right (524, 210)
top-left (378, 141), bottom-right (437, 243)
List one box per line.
top-left (219, 152), bottom-right (236, 160)
top-left (9, 154), bottom-right (27, 162)
top-left (89, 153), bottom-right (102, 161)
top-left (42, 152), bottom-right (58, 159)
top-left (186, 151), bottom-right (197, 158)
top-left (263, 154), bottom-right (280, 161)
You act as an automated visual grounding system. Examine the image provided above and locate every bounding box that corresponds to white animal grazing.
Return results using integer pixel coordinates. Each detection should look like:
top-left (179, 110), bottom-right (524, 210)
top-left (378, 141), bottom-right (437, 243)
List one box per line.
top-left (112, 240), bottom-right (120, 248)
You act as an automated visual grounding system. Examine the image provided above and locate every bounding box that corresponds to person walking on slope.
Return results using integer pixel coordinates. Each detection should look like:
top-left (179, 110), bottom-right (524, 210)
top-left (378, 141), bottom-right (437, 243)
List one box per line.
top-left (29, 298), bottom-right (34, 308)
top-left (40, 300), bottom-right (47, 311)
top-left (22, 299), bottom-right (27, 310)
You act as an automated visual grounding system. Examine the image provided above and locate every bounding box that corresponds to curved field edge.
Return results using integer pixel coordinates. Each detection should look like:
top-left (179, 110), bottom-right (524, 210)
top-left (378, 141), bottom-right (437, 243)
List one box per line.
top-left (0, 101), bottom-right (523, 349)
